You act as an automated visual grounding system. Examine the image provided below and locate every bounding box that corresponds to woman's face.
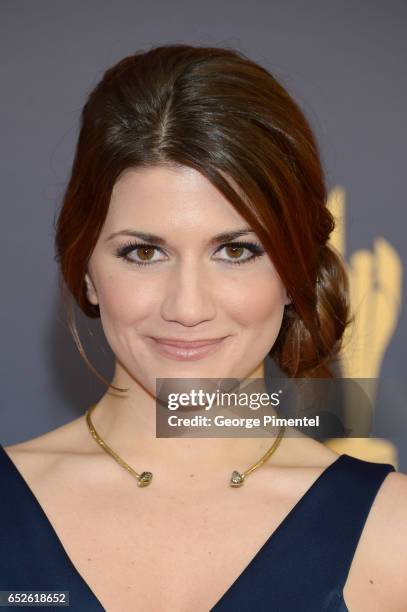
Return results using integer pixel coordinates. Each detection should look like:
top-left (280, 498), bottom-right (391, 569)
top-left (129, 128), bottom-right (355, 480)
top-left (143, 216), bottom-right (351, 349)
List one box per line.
top-left (85, 165), bottom-right (291, 393)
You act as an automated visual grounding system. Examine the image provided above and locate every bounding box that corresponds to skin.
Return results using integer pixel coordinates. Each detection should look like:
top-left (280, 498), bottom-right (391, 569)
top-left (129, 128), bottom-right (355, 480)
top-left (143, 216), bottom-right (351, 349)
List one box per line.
top-left (4, 164), bottom-right (407, 610)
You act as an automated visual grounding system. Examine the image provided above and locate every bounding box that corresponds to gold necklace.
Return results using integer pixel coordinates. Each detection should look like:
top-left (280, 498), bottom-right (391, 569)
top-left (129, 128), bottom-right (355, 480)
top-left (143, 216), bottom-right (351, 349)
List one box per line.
top-left (85, 403), bottom-right (286, 488)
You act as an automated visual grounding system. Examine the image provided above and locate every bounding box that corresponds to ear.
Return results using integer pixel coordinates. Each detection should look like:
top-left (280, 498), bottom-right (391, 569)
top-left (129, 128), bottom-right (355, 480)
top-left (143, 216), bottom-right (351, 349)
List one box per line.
top-left (84, 272), bottom-right (99, 306)
top-left (285, 290), bottom-right (292, 306)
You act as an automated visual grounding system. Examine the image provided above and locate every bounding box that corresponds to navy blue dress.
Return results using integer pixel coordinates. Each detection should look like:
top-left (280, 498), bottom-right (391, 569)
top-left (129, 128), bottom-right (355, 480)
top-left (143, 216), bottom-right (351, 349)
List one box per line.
top-left (0, 444), bottom-right (395, 611)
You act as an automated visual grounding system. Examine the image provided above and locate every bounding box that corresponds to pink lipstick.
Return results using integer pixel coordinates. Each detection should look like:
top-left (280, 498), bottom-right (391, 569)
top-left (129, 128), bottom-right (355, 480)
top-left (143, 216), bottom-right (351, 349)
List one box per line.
top-left (146, 336), bottom-right (228, 361)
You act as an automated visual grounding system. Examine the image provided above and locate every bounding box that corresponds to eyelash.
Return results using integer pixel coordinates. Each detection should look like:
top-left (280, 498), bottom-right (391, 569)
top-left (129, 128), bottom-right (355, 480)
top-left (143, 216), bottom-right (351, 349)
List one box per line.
top-left (114, 241), bottom-right (265, 267)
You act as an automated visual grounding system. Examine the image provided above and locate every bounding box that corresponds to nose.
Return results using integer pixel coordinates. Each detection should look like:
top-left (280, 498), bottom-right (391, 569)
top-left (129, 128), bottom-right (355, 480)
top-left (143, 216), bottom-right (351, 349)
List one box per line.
top-left (160, 259), bottom-right (217, 326)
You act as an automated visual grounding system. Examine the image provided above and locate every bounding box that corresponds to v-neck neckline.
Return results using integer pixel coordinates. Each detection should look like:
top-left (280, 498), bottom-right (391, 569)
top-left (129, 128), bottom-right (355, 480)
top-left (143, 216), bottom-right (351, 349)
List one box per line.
top-left (0, 444), bottom-right (348, 611)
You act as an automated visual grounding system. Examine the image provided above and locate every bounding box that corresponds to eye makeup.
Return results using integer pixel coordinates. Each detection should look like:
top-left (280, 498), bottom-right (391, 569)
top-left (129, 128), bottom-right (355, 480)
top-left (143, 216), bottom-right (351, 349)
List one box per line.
top-left (114, 240), bottom-right (265, 267)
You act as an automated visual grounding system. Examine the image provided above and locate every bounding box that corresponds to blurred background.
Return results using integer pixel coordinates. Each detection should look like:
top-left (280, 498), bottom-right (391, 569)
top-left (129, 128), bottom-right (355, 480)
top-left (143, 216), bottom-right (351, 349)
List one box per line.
top-left (0, 0), bottom-right (405, 470)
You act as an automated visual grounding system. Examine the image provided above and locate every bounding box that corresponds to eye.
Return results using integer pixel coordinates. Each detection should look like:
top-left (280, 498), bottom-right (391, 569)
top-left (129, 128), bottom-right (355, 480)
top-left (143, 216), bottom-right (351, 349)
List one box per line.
top-left (214, 241), bottom-right (265, 265)
top-left (115, 242), bottom-right (167, 266)
top-left (114, 240), bottom-right (265, 267)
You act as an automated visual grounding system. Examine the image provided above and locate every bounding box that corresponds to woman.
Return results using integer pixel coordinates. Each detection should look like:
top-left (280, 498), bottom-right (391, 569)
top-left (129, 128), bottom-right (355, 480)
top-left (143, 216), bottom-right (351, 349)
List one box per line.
top-left (1, 44), bottom-right (406, 612)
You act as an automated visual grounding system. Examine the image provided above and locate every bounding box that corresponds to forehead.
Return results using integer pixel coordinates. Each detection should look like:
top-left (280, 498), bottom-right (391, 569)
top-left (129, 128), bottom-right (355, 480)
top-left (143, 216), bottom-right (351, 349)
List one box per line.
top-left (105, 165), bottom-right (248, 232)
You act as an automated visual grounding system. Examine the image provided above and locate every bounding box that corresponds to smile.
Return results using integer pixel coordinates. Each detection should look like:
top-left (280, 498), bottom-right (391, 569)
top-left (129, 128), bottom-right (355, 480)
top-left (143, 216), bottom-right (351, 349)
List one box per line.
top-left (146, 336), bottom-right (229, 361)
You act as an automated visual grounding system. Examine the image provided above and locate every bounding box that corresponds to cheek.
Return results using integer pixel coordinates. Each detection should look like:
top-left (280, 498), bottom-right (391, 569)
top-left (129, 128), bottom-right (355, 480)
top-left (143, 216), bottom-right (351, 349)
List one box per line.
top-left (96, 274), bottom-right (157, 325)
top-left (222, 273), bottom-right (286, 327)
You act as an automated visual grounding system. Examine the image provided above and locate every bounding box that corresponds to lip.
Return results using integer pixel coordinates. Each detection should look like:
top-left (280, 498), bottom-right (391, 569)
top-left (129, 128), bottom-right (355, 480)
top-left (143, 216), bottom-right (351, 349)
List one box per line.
top-left (150, 337), bottom-right (227, 348)
top-left (146, 336), bottom-right (228, 361)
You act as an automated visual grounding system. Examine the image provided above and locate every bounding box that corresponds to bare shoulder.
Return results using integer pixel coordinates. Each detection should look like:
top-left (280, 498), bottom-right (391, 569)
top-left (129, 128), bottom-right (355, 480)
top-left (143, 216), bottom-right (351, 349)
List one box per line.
top-left (271, 431), bottom-right (342, 469)
top-left (377, 470), bottom-right (407, 608)
top-left (352, 467), bottom-right (407, 609)
top-left (372, 469), bottom-right (407, 543)
top-left (375, 469), bottom-right (407, 566)
top-left (2, 413), bottom-right (92, 481)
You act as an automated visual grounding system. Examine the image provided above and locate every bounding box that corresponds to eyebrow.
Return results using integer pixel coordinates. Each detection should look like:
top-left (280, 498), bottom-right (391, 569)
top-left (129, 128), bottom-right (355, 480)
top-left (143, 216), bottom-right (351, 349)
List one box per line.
top-left (105, 228), bottom-right (256, 246)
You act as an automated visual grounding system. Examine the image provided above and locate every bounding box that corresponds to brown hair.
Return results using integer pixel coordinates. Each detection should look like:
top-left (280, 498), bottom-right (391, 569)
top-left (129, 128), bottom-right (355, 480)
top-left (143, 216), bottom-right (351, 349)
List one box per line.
top-left (54, 43), bottom-right (353, 389)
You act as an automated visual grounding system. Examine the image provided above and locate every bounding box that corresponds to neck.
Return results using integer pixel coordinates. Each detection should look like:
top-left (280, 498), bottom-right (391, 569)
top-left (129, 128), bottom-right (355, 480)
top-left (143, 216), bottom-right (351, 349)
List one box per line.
top-left (86, 360), bottom-right (287, 483)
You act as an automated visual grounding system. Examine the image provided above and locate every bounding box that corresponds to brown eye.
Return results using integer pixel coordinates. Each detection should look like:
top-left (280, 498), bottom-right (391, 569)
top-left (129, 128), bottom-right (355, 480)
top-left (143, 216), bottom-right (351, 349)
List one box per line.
top-left (136, 247), bottom-right (155, 261)
top-left (225, 245), bottom-right (244, 259)
top-left (214, 241), bottom-right (265, 265)
top-left (116, 242), bottom-right (167, 266)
